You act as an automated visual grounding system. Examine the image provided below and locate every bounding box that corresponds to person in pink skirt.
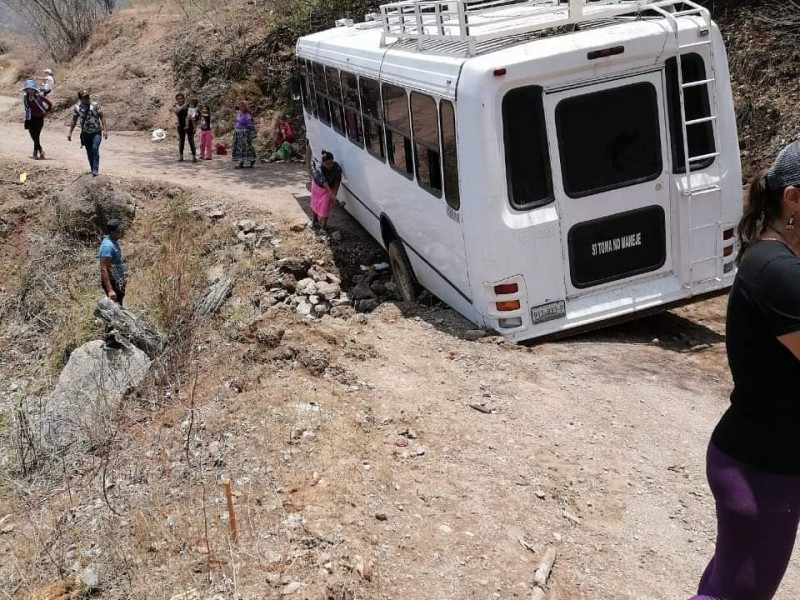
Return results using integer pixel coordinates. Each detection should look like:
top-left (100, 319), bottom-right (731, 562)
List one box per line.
top-left (198, 104), bottom-right (213, 160)
top-left (308, 150), bottom-right (343, 237)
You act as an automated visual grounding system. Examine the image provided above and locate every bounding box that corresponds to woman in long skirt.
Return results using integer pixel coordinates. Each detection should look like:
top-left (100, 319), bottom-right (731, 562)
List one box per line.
top-left (232, 101), bottom-right (256, 168)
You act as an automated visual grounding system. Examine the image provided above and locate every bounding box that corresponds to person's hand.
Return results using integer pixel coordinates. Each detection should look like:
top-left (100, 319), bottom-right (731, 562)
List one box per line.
top-left (67, 134), bottom-right (71, 141)
top-left (104, 132), bottom-right (108, 140)
top-left (107, 289), bottom-right (117, 301)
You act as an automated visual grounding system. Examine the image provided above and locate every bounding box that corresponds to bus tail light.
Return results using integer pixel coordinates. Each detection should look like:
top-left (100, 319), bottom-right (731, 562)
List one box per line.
top-left (494, 283), bottom-right (518, 295)
top-left (496, 300), bottom-right (520, 311)
top-left (723, 245), bottom-right (733, 257)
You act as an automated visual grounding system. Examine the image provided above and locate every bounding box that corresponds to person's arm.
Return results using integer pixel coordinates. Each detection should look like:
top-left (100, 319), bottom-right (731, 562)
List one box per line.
top-left (100, 257), bottom-right (117, 300)
top-left (67, 113), bottom-right (78, 141)
top-left (99, 111), bottom-right (108, 139)
top-left (172, 101), bottom-right (184, 115)
top-left (753, 255), bottom-right (800, 361)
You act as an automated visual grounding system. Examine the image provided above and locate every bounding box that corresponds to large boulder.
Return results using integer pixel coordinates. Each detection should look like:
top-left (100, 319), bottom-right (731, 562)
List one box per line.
top-left (54, 175), bottom-right (136, 237)
top-left (40, 340), bottom-right (151, 456)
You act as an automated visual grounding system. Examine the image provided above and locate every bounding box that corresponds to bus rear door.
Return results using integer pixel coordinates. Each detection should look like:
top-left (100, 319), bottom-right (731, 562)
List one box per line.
top-left (544, 71), bottom-right (675, 297)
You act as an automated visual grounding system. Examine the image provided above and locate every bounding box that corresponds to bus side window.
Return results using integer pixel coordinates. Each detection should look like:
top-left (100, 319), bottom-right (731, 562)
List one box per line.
top-left (665, 53), bottom-right (716, 173)
top-left (440, 99), bottom-right (460, 210)
top-left (502, 85), bottom-right (553, 209)
top-left (382, 83), bottom-right (413, 178)
top-left (298, 59), bottom-right (312, 114)
top-left (410, 92), bottom-right (442, 197)
top-left (305, 60), bottom-right (317, 118)
top-left (342, 71), bottom-right (364, 147)
top-left (326, 66), bottom-right (346, 136)
top-left (360, 76), bottom-right (385, 161)
top-left (311, 62), bottom-right (331, 125)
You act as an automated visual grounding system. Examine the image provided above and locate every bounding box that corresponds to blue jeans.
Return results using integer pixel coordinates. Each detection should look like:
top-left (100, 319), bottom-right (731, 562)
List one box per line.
top-left (80, 131), bottom-right (102, 173)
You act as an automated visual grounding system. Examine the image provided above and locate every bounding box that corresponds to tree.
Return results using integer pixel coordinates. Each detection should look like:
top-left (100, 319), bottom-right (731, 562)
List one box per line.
top-left (1, 0), bottom-right (116, 61)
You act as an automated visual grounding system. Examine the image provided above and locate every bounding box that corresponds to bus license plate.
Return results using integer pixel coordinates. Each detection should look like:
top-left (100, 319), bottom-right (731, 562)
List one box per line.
top-left (532, 300), bottom-right (566, 324)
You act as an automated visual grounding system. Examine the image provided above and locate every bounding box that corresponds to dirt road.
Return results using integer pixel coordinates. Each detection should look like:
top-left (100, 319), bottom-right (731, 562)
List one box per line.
top-left (2, 96), bottom-right (799, 599)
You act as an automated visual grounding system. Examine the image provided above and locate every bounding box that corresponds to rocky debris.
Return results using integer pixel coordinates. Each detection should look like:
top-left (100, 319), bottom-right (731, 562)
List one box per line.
top-left (39, 340), bottom-right (151, 456)
top-left (195, 277), bottom-right (233, 317)
top-left (464, 329), bottom-right (488, 341)
top-left (95, 298), bottom-right (165, 357)
top-left (80, 564), bottom-right (101, 591)
top-left (281, 581), bottom-right (302, 596)
top-left (232, 219), bottom-right (277, 247)
top-left (54, 175), bottom-right (136, 238)
top-left (206, 209), bottom-right (225, 219)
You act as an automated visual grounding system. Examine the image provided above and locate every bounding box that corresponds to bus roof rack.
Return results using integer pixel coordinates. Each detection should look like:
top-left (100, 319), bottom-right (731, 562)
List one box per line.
top-left (378, 0), bottom-right (710, 56)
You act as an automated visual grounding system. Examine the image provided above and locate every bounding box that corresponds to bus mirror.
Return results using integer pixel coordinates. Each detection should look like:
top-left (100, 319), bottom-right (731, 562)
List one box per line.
top-left (290, 75), bottom-right (302, 102)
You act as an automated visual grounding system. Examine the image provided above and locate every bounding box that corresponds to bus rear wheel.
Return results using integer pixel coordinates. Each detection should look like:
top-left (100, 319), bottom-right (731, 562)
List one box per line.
top-left (388, 239), bottom-right (419, 303)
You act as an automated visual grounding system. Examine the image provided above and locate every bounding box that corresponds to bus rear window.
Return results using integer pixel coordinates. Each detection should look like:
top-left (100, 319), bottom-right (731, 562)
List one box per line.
top-left (502, 86), bottom-right (553, 210)
top-left (556, 82), bottom-right (662, 198)
top-left (666, 53), bottom-right (716, 173)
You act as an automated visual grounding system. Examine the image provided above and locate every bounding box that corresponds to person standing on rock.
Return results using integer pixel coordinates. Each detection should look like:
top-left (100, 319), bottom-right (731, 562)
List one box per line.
top-left (99, 218), bottom-right (126, 349)
top-left (308, 150), bottom-right (343, 238)
top-left (173, 92), bottom-right (196, 162)
top-left (67, 90), bottom-right (108, 177)
top-left (687, 141), bottom-right (800, 600)
top-left (21, 79), bottom-right (52, 160)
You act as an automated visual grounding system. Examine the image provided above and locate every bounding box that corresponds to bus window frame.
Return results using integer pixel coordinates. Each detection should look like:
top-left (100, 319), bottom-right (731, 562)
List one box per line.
top-left (342, 70), bottom-right (365, 148)
top-left (382, 82), bottom-right (415, 180)
top-left (325, 65), bottom-right (346, 136)
top-left (410, 91), bottom-right (443, 198)
top-left (359, 75), bottom-right (386, 162)
top-left (311, 61), bottom-right (331, 125)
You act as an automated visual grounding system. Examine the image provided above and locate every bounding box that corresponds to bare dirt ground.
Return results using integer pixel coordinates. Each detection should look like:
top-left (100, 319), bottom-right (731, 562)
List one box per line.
top-left (2, 95), bottom-right (800, 600)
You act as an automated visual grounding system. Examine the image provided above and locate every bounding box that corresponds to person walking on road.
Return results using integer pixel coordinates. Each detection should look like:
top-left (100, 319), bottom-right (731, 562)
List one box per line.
top-left (98, 218), bottom-right (127, 349)
top-left (687, 140), bottom-right (800, 600)
top-left (21, 79), bottom-right (52, 160)
top-left (39, 68), bottom-right (55, 96)
top-left (67, 90), bottom-right (108, 176)
top-left (173, 92), bottom-right (196, 162)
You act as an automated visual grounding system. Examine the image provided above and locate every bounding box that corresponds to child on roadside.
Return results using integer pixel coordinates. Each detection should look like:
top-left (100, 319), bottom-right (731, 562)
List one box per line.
top-left (198, 104), bottom-right (213, 160)
top-left (309, 150), bottom-right (343, 238)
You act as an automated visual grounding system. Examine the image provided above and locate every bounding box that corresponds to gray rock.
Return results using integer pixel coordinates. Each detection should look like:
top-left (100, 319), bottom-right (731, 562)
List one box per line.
top-left (370, 281), bottom-right (388, 296)
top-left (351, 282), bottom-right (374, 301)
top-left (330, 297), bottom-right (351, 308)
top-left (81, 564), bottom-right (100, 590)
top-left (237, 219), bottom-right (257, 233)
top-left (330, 306), bottom-right (354, 319)
top-left (464, 329), bottom-right (488, 341)
top-left (315, 281), bottom-right (341, 300)
top-left (385, 281), bottom-right (397, 292)
top-left (296, 300), bottom-right (313, 317)
top-left (206, 209), bottom-right (225, 219)
top-left (353, 313), bottom-right (368, 324)
top-left (296, 278), bottom-right (317, 296)
top-left (356, 298), bottom-right (381, 313)
top-left (307, 265), bottom-right (328, 282)
top-left (314, 304), bottom-right (330, 316)
top-left (54, 175), bottom-right (136, 238)
top-left (331, 231), bottom-right (342, 242)
top-left (40, 341), bottom-right (151, 456)
top-left (281, 581), bottom-right (302, 596)
top-left (308, 294), bottom-right (321, 306)
top-left (326, 273), bottom-right (342, 285)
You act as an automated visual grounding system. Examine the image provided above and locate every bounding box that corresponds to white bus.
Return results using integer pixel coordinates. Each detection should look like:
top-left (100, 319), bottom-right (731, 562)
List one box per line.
top-left (296, 0), bottom-right (742, 341)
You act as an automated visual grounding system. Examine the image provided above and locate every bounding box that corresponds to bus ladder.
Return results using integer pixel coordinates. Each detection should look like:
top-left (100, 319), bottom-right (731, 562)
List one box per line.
top-left (651, 1), bottom-right (724, 288)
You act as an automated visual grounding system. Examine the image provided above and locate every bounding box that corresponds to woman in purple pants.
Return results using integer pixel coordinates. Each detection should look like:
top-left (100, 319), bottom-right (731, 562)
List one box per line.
top-left (689, 141), bottom-right (800, 600)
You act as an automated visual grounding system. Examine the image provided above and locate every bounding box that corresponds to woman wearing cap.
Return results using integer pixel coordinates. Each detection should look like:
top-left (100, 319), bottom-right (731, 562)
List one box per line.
top-left (688, 141), bottom-right (800, 599)
top-left (21, 79), bottom-right (52, 160)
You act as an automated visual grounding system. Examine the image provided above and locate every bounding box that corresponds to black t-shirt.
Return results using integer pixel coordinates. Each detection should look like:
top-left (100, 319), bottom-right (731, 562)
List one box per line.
top-left (175, 104), bottom-right (188, 129)
top-left (712, 239), bottom-right (800, 474)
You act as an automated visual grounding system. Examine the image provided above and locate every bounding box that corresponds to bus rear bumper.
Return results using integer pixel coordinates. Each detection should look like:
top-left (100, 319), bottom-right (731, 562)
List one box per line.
top-left (494, 273), bottom-right (732, 343)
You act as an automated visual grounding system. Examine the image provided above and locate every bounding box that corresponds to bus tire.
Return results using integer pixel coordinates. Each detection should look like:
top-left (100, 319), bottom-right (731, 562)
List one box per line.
top-left (388, 239), bottom-right (419, 303)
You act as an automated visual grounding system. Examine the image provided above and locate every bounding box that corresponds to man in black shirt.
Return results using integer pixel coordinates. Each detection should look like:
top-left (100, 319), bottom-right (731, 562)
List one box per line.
top-left (173, 93), bottom-right (196, 162)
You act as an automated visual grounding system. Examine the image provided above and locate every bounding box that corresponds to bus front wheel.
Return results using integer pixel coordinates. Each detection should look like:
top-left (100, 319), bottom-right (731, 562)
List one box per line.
top-left (388, 240), bottom-right (419, 303)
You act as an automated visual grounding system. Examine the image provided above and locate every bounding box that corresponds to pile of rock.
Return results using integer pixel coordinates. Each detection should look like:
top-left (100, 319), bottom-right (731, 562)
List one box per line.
top-left (232, 219), bottom-right (280, 247)
top-left (349, 263), bottom-right (398, 313)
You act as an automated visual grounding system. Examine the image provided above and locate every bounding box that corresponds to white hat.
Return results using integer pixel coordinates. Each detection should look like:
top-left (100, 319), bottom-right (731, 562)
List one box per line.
top-left (151, 128), bottom-right (166, 142)
top-left (43, 68), bottom-right (52, 74)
